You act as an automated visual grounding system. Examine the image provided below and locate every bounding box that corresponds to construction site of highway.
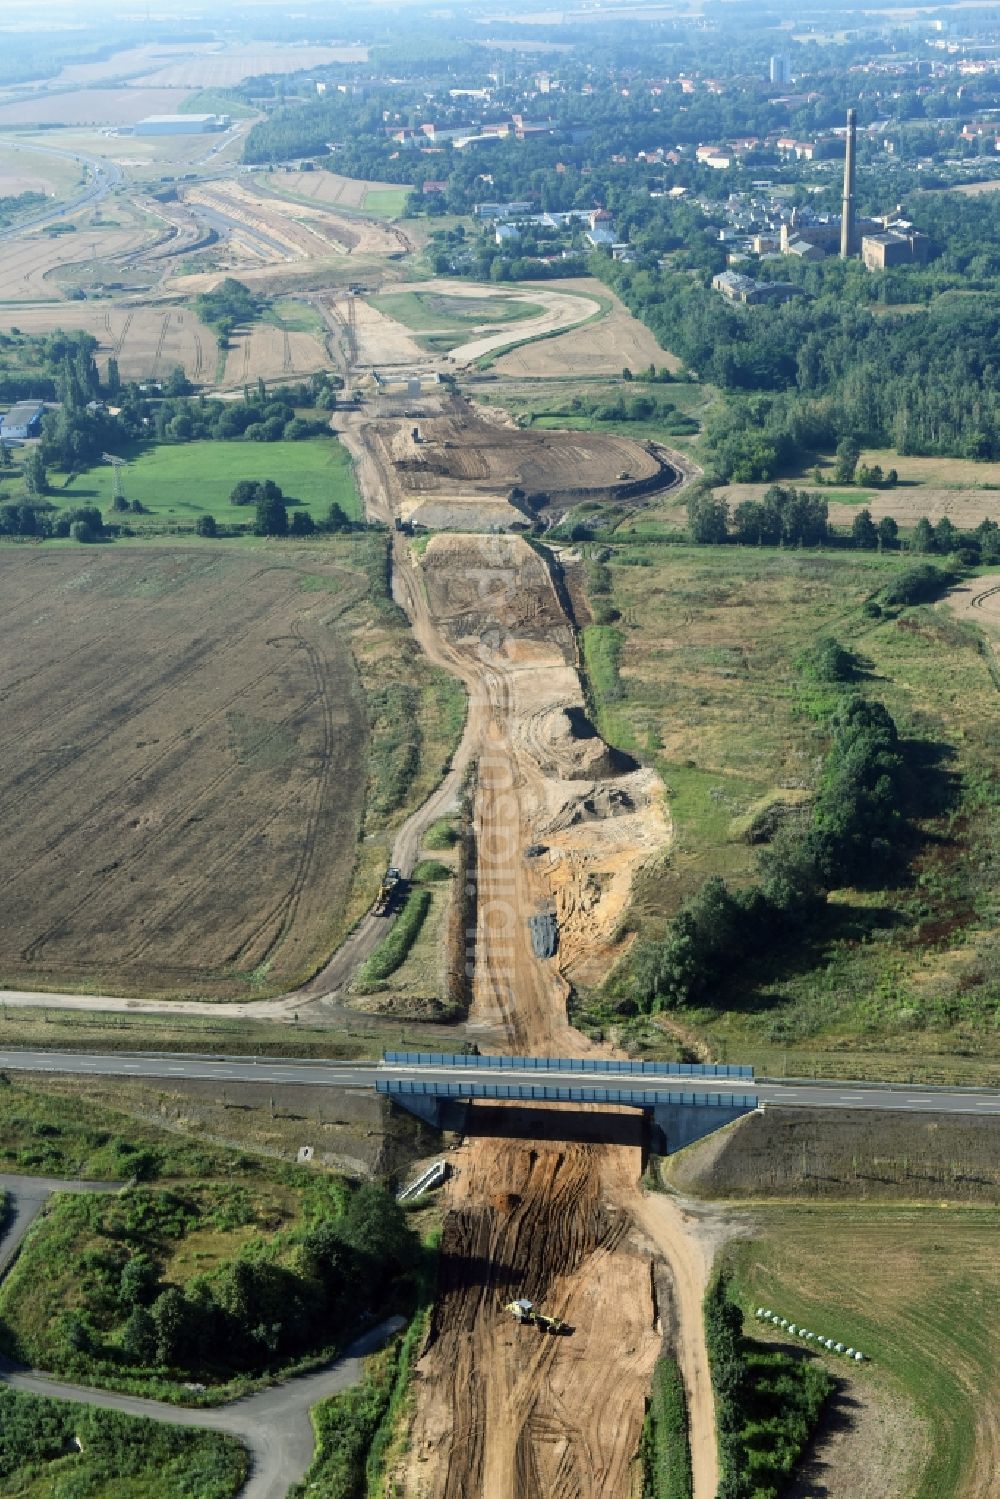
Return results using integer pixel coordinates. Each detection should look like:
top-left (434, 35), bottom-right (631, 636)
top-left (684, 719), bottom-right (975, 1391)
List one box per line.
top-left (331, 325), bottom-right (716, 1493)
top-left (0, 122), bottom-right (736, 1495)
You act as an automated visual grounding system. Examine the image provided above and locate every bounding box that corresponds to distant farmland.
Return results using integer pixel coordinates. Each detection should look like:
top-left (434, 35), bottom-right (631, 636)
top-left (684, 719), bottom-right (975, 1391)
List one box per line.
top-left (0, 546), bottom-right (370, 999)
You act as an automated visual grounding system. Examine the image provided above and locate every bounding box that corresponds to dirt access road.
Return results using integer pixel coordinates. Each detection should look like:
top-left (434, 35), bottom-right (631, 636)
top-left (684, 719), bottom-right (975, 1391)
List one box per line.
top-left (387, 534), bottom-right (720, 1499)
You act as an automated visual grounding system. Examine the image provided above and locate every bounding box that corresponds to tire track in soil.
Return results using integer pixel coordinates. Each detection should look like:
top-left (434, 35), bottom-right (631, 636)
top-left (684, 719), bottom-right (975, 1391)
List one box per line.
top-left (114, 310), bottom-right (134, 356)
top-left (152, 310), bottom-right (170, 374)
top-left (218, 624), bottom-right (341, 970)
top-left (0, 559), bottom-right (302, 806)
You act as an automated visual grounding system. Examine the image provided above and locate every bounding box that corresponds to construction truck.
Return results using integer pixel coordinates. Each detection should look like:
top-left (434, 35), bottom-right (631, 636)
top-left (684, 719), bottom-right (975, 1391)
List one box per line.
top-left (505, 1299), bottom-right (565, 1334)
top-left (372, 866), bottom-right (403, 916)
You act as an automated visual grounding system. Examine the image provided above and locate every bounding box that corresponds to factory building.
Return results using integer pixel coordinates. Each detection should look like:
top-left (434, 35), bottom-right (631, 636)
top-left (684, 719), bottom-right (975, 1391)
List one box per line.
top-left (862, 229), bottom-right (931, 271)
top-left (131, 114), bottom-right (228, 137)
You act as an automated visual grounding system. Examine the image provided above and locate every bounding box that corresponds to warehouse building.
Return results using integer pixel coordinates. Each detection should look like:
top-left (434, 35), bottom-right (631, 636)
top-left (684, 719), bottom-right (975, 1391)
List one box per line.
top-left (0, 402), bottom-right (45, 441)
top-left (131, 114), bottom-right (228, 137)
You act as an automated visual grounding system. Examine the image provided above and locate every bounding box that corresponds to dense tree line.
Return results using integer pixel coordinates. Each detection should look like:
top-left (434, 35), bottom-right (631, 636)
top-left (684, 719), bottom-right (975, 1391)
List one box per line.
top-left (686, 484), bottom-right (1000, 563)
top-left (705, 1277), bottom-right (833, 1499)
top-left (46, 1181), bottom-right (420, 1384)
top-left (630, 696), bottom-right (907, 1011)
top-left (597, 235), bottom-right (1000, 471)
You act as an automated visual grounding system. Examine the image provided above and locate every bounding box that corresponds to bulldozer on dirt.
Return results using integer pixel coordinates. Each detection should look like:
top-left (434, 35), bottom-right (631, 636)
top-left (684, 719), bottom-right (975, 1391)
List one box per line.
top-left (505, 1298), bottom-right (566, 1334)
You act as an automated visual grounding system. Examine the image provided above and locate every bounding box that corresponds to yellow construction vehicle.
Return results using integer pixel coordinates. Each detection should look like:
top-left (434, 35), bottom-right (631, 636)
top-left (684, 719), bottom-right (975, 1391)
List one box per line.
top-left (504, 1298), bottom-right (565, 1334)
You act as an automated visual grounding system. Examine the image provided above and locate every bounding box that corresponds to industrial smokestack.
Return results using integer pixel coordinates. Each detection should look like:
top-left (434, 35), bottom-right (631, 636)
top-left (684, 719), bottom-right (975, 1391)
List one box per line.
top-left (841, 108), bottom-right (857, 260)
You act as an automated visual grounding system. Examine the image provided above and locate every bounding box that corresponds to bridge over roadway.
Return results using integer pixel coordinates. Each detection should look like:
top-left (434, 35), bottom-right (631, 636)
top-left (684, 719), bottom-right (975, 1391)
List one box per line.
top-left (0, 1049), bottom-right (996, 1141)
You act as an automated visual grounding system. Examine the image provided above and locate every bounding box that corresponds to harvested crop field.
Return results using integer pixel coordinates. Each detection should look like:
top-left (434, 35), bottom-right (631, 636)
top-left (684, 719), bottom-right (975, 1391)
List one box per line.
top-left (0, 302), bottom-right (215, 383)
top-left (0, 546), bottom-right (370, 1000)
top-left (493, 280), bottom-right (682, 378)
top-left (267, 169), bottom-right (399, 212)
top-left (221, 320), bottom-right (329, 386)
top-left (0, 88), bottom-right (193, 127)
top-left (719, 479), bottom-right (1000, 531)
top-left (0, 225), bottom-right (152, 301)
top-left (0, 169), bottom-right (59, 196)
top-left (133, 44), bottom-right (367, 88)
top-left (944, 572), bottom-right (1000, 634)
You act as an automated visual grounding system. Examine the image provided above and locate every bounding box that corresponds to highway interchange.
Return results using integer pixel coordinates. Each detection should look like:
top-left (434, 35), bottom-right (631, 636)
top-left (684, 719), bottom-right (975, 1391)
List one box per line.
top-left (0, 1050), bottom-right (997, 1117)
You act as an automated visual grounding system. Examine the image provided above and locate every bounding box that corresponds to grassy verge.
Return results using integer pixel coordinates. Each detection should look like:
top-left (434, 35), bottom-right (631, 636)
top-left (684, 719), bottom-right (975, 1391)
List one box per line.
top-left (288, 1310), bottom-right (428, 1499)
top-left (572, 541), bottom-right (1000, 1080)
top-left (722, 1204), bottom-right (1000, 1499)
top-left (0, 1388), bottom-right (247, 1498)
top-left (579, 624), bottom-right (638, 753)
top-left (639, 1354), bottom-right (693, 1499)
top-left (356, 890), bottom-right (432, 989)
top-left (423, 816), bottom-right (459, 850)
top-left (0, 1003), bottom-right (459, 1059)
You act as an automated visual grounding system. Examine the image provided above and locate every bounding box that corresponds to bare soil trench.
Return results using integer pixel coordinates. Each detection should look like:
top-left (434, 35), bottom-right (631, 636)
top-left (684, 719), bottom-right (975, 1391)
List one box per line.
top-left (386, 533), bottom-right (722, 1499)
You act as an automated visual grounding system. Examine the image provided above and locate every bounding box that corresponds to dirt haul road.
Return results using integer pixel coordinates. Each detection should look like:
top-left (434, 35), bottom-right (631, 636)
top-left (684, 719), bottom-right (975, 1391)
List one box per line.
top-left (387, 535), bottom-right (722, 1499)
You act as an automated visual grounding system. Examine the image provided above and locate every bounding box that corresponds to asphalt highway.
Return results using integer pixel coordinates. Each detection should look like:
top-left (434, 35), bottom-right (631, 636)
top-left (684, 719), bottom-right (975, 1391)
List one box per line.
top-left (0, 138), bottom-right (123, 239)
top-left (0, 1050), bottom-right (997, 1116)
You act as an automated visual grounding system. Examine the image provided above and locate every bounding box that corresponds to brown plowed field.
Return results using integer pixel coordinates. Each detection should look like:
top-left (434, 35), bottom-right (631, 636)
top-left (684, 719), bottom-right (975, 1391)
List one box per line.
top-left (0, 547), bottom-right (369, 1000)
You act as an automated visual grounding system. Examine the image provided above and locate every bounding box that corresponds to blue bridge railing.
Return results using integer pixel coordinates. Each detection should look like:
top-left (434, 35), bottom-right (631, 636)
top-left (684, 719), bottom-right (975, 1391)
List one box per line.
top-left (383, 1050), bottom-right (752, 1080)
top-left (376, 1078), bottom-right (758, 1111)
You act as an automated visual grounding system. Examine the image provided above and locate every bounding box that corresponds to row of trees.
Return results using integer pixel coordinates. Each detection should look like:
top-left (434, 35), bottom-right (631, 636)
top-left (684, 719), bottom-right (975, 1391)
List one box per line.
top-left (705, 1276), bottom-right (834, 1499)
top-left (686, 484), bottom-right (1000, 563)
top-left (630, 696), bottom-right (906, 1012)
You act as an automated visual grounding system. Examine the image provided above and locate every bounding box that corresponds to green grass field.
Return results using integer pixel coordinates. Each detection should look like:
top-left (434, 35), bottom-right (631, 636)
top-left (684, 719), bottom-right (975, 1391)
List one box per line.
top-left (362, 187), bottom-right (411, 219)
top-left (372, 290), bottom-right (543, 333)
top-left (266, 298), bottom-right (328, 335)
top-left (54, 438), bottom-right (360, 529)
top-left (577, 542), bottom-right (1000, 1082)
top-left (723, 1205), bottom-right (1000, 1499)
